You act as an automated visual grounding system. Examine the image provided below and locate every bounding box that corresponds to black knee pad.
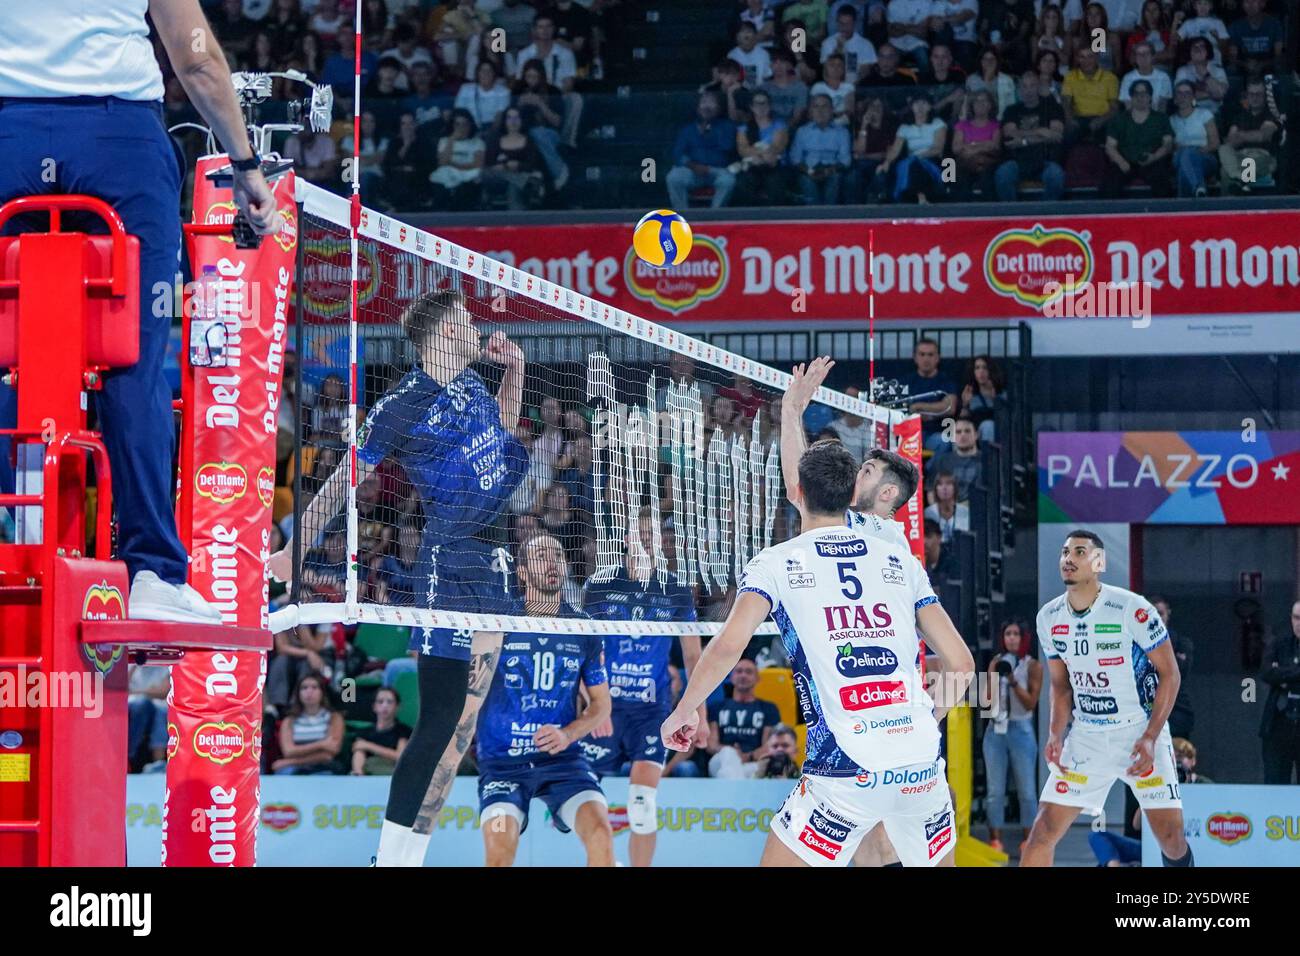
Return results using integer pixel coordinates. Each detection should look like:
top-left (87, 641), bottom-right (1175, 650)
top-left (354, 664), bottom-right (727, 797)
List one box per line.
top-left (384, 655), bottom-right (470, 827)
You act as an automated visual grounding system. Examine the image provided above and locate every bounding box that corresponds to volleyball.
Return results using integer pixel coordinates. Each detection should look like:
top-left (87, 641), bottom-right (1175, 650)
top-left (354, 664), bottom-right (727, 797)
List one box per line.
top-left (633, 209), bottom-right (692, 267)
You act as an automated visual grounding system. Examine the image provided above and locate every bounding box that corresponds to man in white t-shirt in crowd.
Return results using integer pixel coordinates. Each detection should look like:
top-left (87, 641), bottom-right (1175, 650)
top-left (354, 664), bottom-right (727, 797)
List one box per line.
top-left (1119, 42), bottom-right (1172, 112)
top-left (515, 12), bottom-right (582, 146)
top-left (729, 22), bottom-right (774, 88)
top-left (820, 4), bottom-right (877, 81)
top-left (662, 439), bottom-right (974, 867)
top-left (885, 0), bottom-right (936, 70)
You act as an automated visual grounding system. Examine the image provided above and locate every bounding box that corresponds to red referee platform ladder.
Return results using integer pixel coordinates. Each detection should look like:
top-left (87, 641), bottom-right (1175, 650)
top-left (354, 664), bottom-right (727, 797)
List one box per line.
top-left (0, 195), bottom-right (269, 867)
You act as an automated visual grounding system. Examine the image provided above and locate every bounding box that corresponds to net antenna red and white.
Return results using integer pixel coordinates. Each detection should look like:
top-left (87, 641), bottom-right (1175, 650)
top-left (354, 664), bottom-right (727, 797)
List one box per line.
top-left (271, 181), bottom-right (905, 638)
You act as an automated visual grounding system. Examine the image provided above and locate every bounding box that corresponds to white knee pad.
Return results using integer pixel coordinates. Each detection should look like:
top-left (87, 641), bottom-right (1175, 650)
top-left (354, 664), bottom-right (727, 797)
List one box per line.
top-left (627, 784), bottom-right (658, 835)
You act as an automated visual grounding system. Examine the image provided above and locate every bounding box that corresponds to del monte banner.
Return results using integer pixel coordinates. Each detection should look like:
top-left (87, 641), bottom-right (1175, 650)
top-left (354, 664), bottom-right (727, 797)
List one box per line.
top-left (319, 208), bottom-right (1300, 324)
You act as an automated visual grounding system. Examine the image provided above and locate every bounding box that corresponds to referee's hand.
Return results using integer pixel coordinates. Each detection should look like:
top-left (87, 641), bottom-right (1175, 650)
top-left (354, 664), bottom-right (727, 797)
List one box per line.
top-left (232, 167), bottom-right (280, 235)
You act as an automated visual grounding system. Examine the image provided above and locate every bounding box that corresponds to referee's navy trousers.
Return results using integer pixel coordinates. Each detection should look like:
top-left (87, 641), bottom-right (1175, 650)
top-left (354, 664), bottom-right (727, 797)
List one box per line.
top-left (0, 97), bottom-right (189, 584)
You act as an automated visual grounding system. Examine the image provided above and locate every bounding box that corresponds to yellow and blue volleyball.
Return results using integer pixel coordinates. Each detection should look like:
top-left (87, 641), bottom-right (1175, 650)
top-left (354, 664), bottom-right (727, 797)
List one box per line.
top-left (633, 209), bottom-right (693, 267)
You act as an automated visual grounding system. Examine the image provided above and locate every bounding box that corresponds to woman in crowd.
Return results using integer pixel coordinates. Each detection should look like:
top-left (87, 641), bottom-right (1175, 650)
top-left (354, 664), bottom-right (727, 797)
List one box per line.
top-left (454, 59), bottom-right (511, 133)
top-left (1174, 36), bottom-right (1228, 114)
top-left (382, 112), bottom-right (433, 209)
top-left (925, 471), bottom-right (971, 542)
top-left (848, 95), bottom-right (896, 203)
top-left (482, 106), bottom-right (547, 209)
top-left (1031, 4), bottom-right (1069, 67)
top-left (1071, 3), bottom-right (1120, 74)
top-left (351, 687), bottom-right (412, 776)
top-left (965, 47), bottom-right (1017, 119)
top-left (273, 674), bottom-right (345, 775)
top-left (983, 620), bottom-right (1041, 854)
top-left (735, 89), bottom-right (792, 205)
top-left (1170, 80), bottom-right (1220, 197)
top-left (952, 88), bottom-right (1002, 198)
top-left (429, 107), bottom-right (485, 210)
top-left (960, 354), bottom-right (1006, 442)
top-left (1034, 49), bottom-right (1063, 100)
top-left (1124, 0), bottom-right (1176, 71)
top-left (879, 94), bottom-right (948, 204)
top-left (513, 58), bottom-right (571, 191)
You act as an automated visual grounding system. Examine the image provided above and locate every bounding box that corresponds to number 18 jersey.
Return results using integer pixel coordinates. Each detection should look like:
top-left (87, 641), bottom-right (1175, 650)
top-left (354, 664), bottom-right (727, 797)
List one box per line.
top-left (739, 525), bottom-right (941, 774)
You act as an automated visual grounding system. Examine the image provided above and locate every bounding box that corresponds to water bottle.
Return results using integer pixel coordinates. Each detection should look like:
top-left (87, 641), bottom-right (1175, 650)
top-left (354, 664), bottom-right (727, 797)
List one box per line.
top-left (190, 265), bottom-right (227, 367)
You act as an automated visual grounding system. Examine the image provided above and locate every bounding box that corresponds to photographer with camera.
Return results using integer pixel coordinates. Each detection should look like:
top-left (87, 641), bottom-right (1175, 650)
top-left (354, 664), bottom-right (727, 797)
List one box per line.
top-left (754, 724), bottom-right (801, 780)
top-left (982, 619), bottom-right (1041, 855)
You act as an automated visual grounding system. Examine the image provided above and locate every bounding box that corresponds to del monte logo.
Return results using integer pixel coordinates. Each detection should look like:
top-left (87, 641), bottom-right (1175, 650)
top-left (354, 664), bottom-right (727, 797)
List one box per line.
top-left (625, 235), bottom-right (728, 316)
top-left (192, 721), bottom-right (248, 765)
top-left (257, 466), bottom-right (276, 508)
top-left (1206, 811), bottom-right (1251, 845)
top-left (195, 461), bottom-right (248, 504)
top-left (984, 224), bottom-right (1093, 310)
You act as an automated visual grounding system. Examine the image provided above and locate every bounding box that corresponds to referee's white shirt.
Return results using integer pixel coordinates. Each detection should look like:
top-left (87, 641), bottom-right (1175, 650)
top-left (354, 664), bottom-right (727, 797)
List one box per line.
top-left (0, 0), bottom-right (164, 100)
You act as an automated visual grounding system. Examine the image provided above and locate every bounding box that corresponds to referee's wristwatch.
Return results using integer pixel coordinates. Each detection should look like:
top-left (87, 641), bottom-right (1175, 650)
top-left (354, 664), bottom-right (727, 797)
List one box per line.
top-left (230, 152), bottom-right (262, 173)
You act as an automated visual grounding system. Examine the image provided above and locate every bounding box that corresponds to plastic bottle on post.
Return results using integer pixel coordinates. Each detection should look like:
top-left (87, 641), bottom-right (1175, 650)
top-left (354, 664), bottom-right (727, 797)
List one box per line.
top-left (190, 265), bottom-right (228, 368)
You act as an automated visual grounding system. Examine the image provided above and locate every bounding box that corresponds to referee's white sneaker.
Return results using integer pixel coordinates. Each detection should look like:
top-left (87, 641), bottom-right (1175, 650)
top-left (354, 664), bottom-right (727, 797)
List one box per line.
top-left (129, 571), bottom-right (223, 624)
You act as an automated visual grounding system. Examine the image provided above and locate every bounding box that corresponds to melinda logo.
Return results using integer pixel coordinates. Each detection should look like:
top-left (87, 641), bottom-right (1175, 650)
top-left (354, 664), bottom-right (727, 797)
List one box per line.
top-left (835, 643), bottom-right (898, 678)
top-left (624, 235), bottom-right (728, 315)
top-left (983, 224), bottom-right (1093, 310)
top-left (195, 462), bottom-right (248, 503)
top-left (257, 467), bottom-right (276, 508)
top-left (192, 722), bottom-right (247, 765)
top-left (1206, 812), bottom-right (1251, 845)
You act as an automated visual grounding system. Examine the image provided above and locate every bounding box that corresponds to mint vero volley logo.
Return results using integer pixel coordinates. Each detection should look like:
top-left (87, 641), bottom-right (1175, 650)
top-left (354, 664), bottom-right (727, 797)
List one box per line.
top-left (835, 643), bottom-right (899, 678)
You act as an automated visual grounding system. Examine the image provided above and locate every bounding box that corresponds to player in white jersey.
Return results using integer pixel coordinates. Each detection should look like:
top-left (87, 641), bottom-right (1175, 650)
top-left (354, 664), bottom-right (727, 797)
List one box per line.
top-left (662, 441), bottom-right (974, 867)
top-left (1021, 529), bottom-right (1193, 867)
top-left (783, 357), bottom-right (950, 866)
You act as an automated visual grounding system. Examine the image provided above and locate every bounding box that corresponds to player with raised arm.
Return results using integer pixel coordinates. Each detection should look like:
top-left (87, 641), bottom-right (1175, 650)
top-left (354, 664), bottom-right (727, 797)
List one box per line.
top-left (782, 356), bottom-right (952, 867)
top-left (582, 506), bottom-right (707, 867)
top-left (269, 288), bottom-right (527, 867)
top-left (476, 534), bottom-right (614, 867)
top-left (662, 441), bottom-right (975, 867)
top-left (1021, 530), bottom-right (1192, 868)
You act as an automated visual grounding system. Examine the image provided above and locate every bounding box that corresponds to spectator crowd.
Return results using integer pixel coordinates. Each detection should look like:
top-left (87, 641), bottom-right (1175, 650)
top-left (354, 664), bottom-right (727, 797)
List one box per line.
top-left (671, 0), bottom-right (1290, 206)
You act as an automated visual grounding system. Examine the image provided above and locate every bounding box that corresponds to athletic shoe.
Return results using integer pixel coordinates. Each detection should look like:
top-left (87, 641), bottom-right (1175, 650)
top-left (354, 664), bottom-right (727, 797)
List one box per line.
top-left (129, 571), bottom-right (223, 624)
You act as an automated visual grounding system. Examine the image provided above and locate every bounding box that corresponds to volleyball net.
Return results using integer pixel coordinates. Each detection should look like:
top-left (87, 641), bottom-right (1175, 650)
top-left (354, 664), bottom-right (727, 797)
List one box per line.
top-left (271, 181), bottom-right (906, 637)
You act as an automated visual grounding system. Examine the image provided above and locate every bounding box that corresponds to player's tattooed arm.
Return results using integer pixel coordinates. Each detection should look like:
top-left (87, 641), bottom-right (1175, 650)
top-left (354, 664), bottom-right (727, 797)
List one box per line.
top-left (411, 636), bottom-right (504, 835)
top-left (781, 357), bottom-right (835, 499)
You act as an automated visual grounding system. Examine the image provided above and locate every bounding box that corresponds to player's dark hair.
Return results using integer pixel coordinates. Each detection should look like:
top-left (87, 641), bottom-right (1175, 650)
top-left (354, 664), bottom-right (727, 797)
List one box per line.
top-left (1065, 528), bottom-right (1105, 550)
top-left (400, 288), bottom-right (464, 352)
top-left (797, 440), bottom-right (858, 515)
top-left (867, 448), bottom-right (919, 511)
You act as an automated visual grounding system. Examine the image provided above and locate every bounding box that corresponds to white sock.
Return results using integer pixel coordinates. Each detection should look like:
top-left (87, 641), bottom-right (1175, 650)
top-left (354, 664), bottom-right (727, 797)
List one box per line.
top-left (375, 819), bottom-right (432, 867)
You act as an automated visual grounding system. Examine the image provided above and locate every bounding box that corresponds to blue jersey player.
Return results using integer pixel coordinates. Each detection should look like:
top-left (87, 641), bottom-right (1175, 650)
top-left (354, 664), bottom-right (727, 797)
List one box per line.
top-left (582, 507), bottom-right (705, 867)
top-left (476, 533), bottom-right (614, 866)
top-left (271, 288), bottom-right (528, 866)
